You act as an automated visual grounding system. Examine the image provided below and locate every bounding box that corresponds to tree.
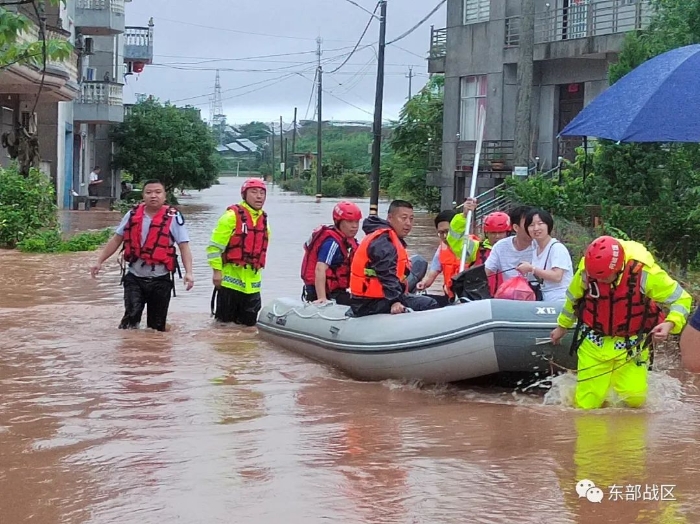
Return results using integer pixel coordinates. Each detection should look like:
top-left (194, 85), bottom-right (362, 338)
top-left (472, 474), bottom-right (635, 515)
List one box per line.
top-left (1, 1), bottom-right (74, 176)
top-left (386, 74), bottom-right (444, 212)
top-left (239, 121), bottom-right (271, 142)
top-left (1, 2), bottom-right (73, 70)
top-left (111, 99), bottom-right (221, 193)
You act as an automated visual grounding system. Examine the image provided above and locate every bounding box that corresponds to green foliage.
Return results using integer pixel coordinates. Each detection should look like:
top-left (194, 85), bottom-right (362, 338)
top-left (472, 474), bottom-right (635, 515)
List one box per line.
top-left (294, 126), bottom-right (373, 174)
top-left (385, 75), bottom-right (444, 212)
top-left (0, 164), bottom-right (57, 247)
top-left (17, 228), bottom-right (112, 253)
top-left (238, 121), bottom-right (271, 142)
top-left (0, 3), bottom-right (73, 69)
top-left (588, 0), bottom-right (700, 268)
top-left (279, 172), bottom-right (368, 198)
top-left (112, 99), bottom-right (220, 194)
top-left (0, 163), bottom-right (112, 253)
top-left (342, 173), bottom-right (369, 197)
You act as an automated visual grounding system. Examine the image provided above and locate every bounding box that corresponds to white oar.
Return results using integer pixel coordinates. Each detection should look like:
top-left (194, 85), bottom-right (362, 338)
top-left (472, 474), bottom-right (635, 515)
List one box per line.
top-left (459, 105), bottom-right (487, 272)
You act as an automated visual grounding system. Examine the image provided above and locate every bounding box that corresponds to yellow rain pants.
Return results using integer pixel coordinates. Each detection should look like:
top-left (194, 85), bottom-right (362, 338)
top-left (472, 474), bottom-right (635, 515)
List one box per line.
top-left (576, 336), bottom-right (649, 410)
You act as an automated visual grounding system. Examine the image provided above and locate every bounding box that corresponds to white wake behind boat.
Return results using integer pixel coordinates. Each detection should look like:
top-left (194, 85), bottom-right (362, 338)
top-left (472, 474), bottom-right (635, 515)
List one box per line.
top-left (257, 297), bottom-right (576, 383)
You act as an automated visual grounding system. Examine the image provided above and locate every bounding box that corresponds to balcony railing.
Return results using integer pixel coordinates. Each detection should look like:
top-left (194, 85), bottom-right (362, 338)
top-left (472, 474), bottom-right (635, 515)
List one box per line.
top-left (80, 81), bottom-right (123, 105)
top-left (456, 140), bottom-right (515, 172)
top-left (125, 26), bottom-right (152, 47)
top-left (46, 25), bottom-right (79, 82)
top-left (504, 0), bottom-right (650, 47)
top-left (76, 0), bottom-right (124, 14)
top-left (124, 25), bottom-right (154, 62)
top-left (429, 26), bottom-right (447, 59)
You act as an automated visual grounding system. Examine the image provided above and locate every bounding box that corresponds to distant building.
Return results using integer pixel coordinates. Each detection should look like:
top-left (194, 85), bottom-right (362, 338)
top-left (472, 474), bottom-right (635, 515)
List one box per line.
top-left (427, 0), bottom-right (651, 209)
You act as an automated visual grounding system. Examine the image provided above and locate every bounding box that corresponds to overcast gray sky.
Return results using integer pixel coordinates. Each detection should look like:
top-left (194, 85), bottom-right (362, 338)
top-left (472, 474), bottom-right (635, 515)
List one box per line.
top-left (124, 0), bottom-right (446, 126)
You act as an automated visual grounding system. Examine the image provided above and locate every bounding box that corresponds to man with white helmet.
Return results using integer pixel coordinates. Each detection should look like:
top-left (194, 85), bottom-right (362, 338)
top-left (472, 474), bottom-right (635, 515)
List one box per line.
top-left (207, 178), bottom-right (270, 326)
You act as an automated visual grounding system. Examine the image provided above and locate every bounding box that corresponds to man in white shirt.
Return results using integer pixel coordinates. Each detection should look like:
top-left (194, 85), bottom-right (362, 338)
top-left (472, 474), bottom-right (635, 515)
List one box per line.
top-left (88, 165), bottom-right (103, 208)
top-left (484, 205), bottom-right (534, 282)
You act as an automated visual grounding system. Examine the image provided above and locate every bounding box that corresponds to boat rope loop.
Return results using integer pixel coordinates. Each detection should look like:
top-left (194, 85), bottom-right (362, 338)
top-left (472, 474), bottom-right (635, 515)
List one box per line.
top-left (271, 302), bottom-right (350, 322)
top-left (544, 333), bottom-right (653, 383)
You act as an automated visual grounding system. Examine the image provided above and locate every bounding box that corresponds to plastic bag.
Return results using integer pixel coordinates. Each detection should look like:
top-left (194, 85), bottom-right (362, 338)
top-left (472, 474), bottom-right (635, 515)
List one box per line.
top-left (494, 275), bottom-right (536, 301)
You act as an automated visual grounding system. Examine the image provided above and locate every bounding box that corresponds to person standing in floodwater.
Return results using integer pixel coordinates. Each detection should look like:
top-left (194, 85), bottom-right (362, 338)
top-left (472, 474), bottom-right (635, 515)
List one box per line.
top-left (207, 178), bottom-right (270, 326)
top-left (90, 179), bottom-right (194, 331)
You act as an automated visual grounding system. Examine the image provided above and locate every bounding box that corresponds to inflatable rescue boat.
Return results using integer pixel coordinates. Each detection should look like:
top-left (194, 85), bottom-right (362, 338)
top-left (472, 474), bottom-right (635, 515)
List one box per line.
top-left (256, 297), bottom-right (577, 383)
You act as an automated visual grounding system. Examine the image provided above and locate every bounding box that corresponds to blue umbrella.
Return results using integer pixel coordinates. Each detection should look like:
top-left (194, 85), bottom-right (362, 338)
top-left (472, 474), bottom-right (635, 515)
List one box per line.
top-left (559, 44), bottom-right (700, 142)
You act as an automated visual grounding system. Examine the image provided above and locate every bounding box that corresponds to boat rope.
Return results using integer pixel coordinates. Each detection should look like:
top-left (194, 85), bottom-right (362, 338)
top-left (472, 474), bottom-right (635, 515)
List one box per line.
top-left (543, 333), bottom-right (653, 383)
top-left (271, 303), bottom-right (350, 322)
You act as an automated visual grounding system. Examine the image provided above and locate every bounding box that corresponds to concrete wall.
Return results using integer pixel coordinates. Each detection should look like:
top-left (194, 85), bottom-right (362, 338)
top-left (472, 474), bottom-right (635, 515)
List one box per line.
top-left (437, 0), bottom-right (633, 206)
top-left (84, 34), bottom-right (118, 81)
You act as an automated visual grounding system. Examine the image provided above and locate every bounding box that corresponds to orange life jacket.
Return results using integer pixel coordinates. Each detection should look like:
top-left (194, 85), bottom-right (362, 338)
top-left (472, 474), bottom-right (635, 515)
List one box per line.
top-left (222, 204), bottom-right (268, 271)
top-left (301, 225), bottom-right (358, 294)
top-left (350, 227), bottom-right (408, 299)
top-left (122, 203), bottom-right (177, 272)
top-left (578, 260), bottom-right (665, 337)
top-left (438, 243), bottom-right (460, 299)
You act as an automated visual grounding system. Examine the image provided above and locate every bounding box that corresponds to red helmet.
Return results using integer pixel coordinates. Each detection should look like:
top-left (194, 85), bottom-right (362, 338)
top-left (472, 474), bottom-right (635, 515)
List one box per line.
top-left (585, 236), bottom-right (625, 280)
top-left (333, 201), bottom-right (362, 223)
top-left (483, 212), bottom-right (511, 233)
top-left (241, 178), bottom-right (267, 197)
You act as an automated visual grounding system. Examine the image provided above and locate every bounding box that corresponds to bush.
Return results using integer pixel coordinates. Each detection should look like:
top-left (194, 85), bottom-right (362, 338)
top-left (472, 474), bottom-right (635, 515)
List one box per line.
top-left (17, 228), bottom-right (112, 253)
top-left (280, 178), bottom-right (306, 193)
top-left (342, 173), bottom-right (369, 197)
top-left (280, 173), bottom-right (366, 198)
top-left (0, 165), bottom-right (57, 247)
top-left (320, 178), bottom-right (344, 198)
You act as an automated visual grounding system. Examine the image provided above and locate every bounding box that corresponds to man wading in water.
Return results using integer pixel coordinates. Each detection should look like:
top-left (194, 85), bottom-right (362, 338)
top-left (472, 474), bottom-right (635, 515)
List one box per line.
top-left (90, 179), bottom-right (194, 331)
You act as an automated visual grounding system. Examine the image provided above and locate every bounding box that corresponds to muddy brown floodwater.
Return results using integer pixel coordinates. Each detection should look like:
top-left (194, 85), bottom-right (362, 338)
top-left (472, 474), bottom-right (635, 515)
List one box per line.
top-left (1, 177), bottom-right (700, 523)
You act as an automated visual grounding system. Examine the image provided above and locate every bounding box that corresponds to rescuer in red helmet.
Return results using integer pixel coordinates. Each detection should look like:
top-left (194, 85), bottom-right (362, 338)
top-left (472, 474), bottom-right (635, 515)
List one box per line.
top-left (301, 201), bottom-right (362, 305)
top-left (550, 236), bottom-right (692, 410)
top-left (207, 178), bottom-right (270, 326)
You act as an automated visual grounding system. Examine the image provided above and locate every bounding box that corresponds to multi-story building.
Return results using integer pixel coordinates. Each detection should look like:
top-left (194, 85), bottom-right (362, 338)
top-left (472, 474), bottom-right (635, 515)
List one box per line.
top-left (427, 0), bottom-right (650, 209)
top-left (0, 1), bottom-right (80, 208)
top-left (71, 0), bottom-right (153, 208)
top-left (0, 0), bottom-right (153, 209)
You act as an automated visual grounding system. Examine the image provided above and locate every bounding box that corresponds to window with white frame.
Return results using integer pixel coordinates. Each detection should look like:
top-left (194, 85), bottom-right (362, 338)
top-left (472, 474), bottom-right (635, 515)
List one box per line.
top-left (464, 0), bottom-right (490, 24)
top-left (459, 75), bottom-right (487, 141)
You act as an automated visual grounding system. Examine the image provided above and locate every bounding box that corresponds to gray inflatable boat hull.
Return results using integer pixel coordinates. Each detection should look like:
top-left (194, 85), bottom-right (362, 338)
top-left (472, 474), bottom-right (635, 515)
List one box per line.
top-left (257, 298), bottom-right (577, 383)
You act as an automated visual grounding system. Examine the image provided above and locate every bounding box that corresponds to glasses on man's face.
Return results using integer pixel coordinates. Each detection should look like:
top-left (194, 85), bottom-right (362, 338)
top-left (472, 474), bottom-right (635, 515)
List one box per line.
top-left (437, 230), bottom-right (449, 237)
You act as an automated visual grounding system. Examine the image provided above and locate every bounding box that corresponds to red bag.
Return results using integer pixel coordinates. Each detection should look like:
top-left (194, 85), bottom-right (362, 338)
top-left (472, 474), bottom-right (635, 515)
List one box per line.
top-left (494, 275), bottom-right (536, 301)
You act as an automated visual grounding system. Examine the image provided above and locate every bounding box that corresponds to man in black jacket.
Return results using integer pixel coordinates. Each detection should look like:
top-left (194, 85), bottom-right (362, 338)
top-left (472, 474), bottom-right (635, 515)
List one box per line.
top-left (349, 200), bottom-right (439, 317)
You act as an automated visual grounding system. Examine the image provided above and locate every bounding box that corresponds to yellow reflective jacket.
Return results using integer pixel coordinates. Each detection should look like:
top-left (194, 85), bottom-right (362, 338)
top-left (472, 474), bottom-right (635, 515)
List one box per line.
top-left (446, 213), bottom-right (479, 265)
top-left (206, 201), bottom-right (271, 294)
top-left (557, 240), bottom-right (692, 335)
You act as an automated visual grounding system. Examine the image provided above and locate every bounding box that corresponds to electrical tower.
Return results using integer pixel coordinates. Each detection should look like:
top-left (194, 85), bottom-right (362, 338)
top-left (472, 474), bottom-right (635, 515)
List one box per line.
top-left (210, 70), bottom-right (226, 144)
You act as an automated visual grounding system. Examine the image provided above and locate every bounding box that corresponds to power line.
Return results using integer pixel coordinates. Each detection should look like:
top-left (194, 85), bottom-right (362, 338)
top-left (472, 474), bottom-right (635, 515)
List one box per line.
top-left (304, 69), bottom-right (317, 120)
top-left (328, 1), bottom-right (379, 74)
top-left (156, 17), bottom-right (355, 43)
top-left (386, 0), bottom-right (447, 45)
top-left (168, 71), bottom-right (306, 104)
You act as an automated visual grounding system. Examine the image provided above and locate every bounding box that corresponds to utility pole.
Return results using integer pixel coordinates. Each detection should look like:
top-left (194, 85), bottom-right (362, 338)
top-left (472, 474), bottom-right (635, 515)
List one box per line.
top-left (369, 0), bottom-right (387, 216)
top-left (284, 137), bottom-right (288, 181)
top-left (279, 115), bottom-right (284, 180)
top-left (406, 66), bottom-right (413, 100)
top-left (316, 36), bottom-right (323, 201)
top-left (514, 0), bottom-right (535, 168)
top-left (271, 122), bottom-right (276, 181)
top-left (292, 106), bottom-right (298, 178)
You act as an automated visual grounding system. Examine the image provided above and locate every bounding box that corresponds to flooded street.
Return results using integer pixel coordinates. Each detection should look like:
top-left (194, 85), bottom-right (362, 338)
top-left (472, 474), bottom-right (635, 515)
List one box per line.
top-left (2, 177), bottom-right (700, 523)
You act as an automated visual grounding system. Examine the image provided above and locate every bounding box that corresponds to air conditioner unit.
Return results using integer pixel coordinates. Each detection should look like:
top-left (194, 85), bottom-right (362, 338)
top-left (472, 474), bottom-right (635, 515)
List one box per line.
top-left (84, 37), bottom-right (94, 55)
